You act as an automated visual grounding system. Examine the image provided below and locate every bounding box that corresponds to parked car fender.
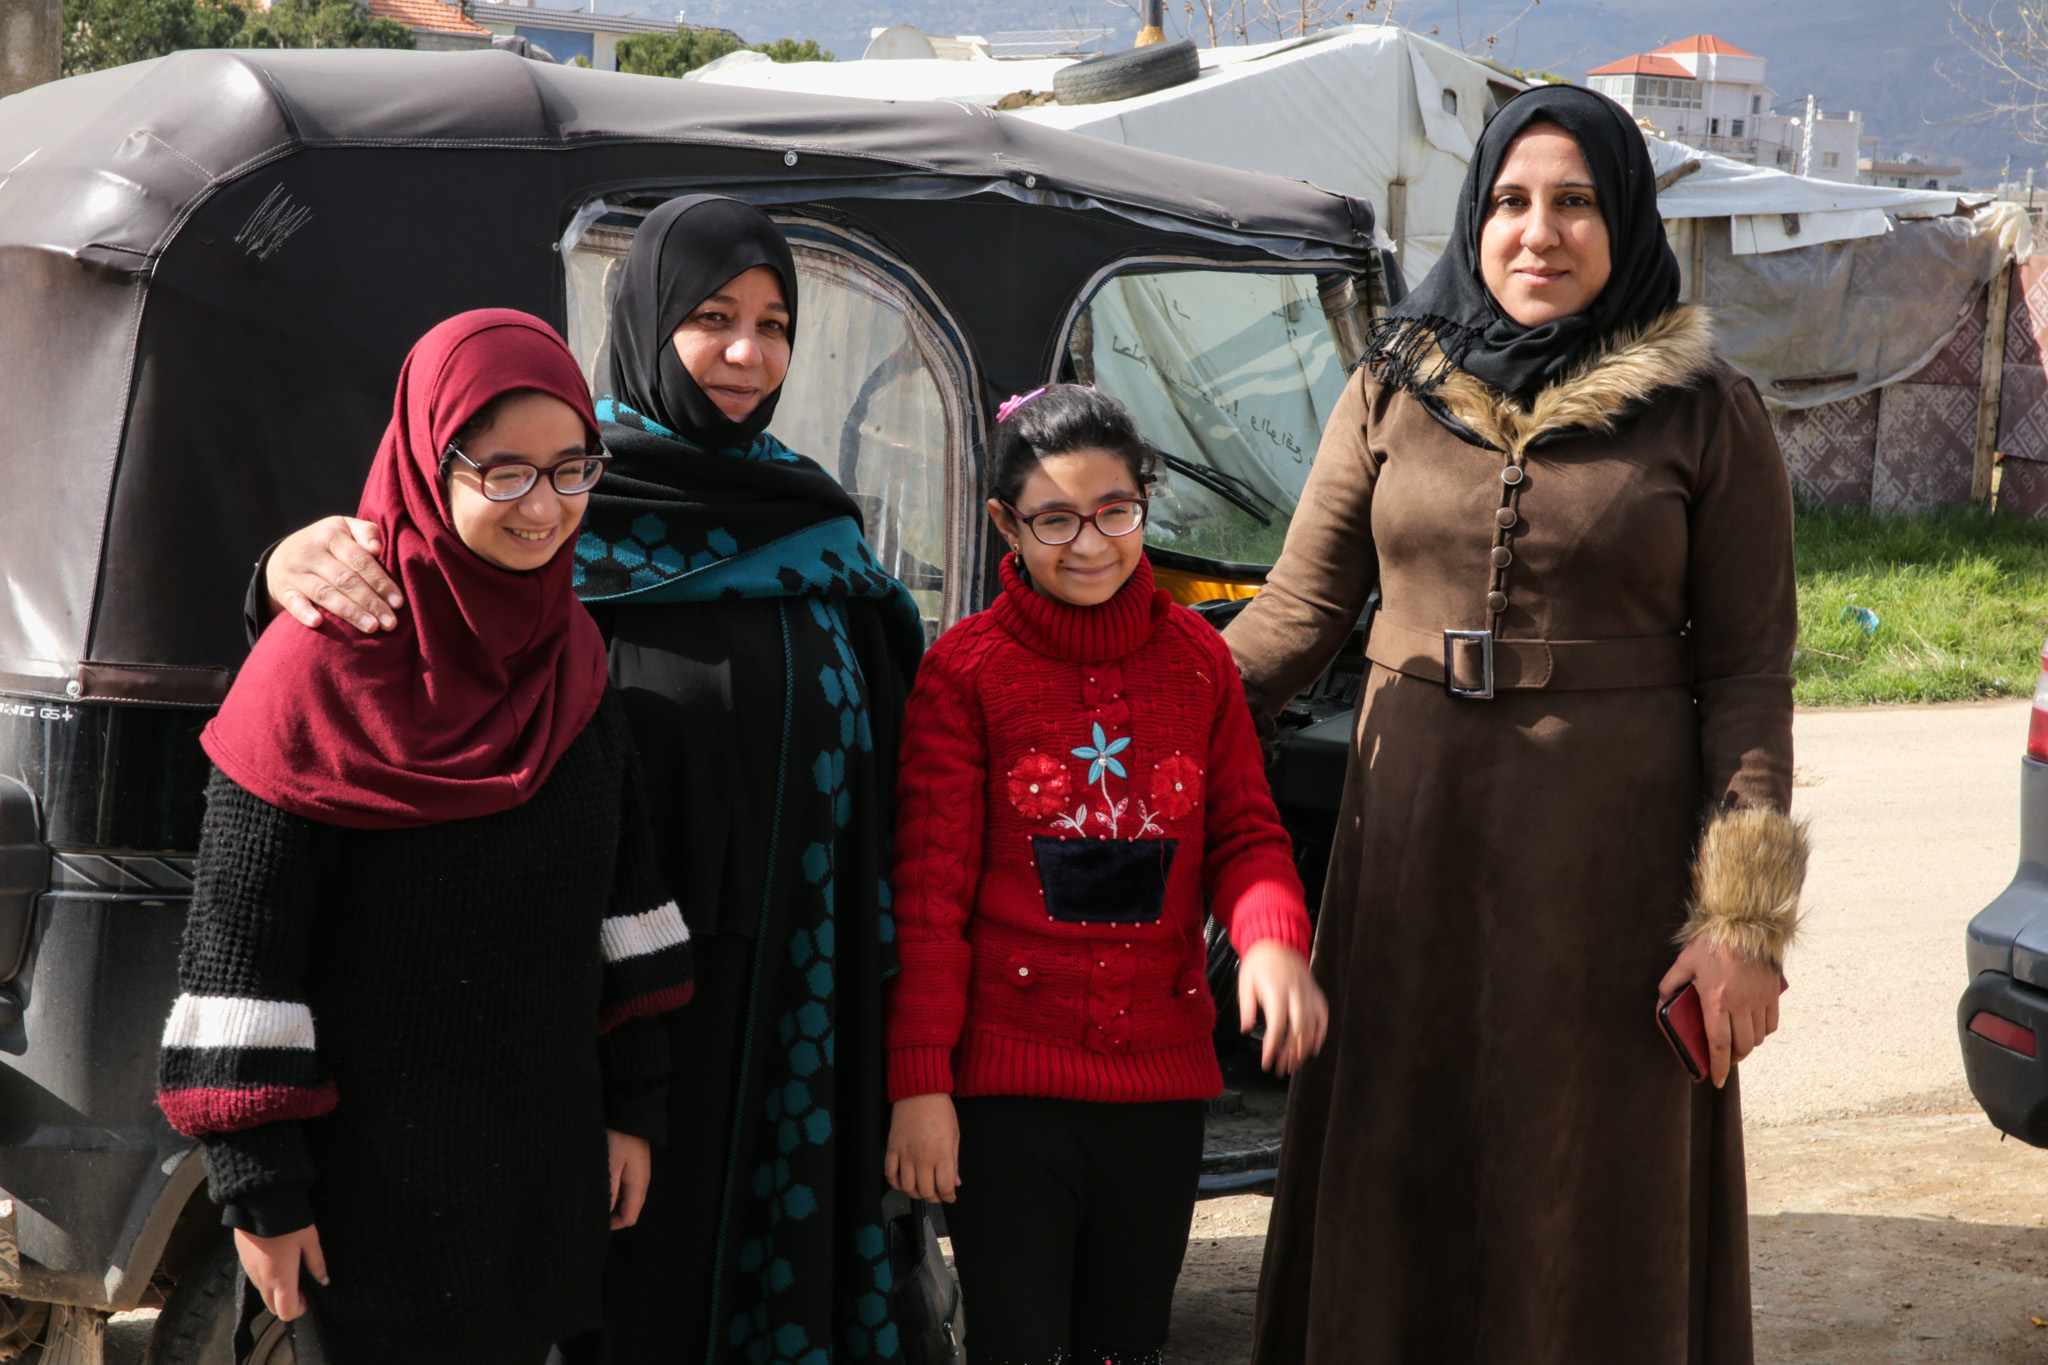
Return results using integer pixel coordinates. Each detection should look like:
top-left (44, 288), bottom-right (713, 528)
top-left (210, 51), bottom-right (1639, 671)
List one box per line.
top-left (1960, 635), bottom-right (2048, 1145)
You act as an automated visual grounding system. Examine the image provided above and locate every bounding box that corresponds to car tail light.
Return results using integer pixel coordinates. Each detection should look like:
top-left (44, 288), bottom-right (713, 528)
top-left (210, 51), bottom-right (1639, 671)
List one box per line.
top-left (1968, 1010), bottom-right (2039, 1058)
top-left (2031, 636), bottom-right (2048, 763)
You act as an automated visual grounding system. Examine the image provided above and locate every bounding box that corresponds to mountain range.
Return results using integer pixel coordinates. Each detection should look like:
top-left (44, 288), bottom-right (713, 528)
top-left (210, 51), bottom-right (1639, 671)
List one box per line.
top-left (636, 0), bottom-right (2033, 186)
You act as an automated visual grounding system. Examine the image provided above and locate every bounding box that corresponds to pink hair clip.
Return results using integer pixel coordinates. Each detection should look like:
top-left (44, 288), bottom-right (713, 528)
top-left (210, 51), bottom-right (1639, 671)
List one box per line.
top-left (995, 387), bottom-right (1047, 423)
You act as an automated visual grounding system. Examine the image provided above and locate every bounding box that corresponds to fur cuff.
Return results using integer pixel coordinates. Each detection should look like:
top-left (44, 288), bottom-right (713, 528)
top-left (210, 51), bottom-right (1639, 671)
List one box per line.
top-left (1675, 805), bottom-right (1809, 967)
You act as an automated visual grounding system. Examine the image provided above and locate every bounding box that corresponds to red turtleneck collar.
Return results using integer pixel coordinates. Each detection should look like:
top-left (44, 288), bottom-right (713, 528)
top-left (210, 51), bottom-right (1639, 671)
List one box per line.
top-left (989, 553), bottom-right (1171, 663)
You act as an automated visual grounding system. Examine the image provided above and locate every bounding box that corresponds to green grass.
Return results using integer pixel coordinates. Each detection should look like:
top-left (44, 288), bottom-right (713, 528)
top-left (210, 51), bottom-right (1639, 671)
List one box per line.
top-left (1793, 507), bottom-right (2048, 706)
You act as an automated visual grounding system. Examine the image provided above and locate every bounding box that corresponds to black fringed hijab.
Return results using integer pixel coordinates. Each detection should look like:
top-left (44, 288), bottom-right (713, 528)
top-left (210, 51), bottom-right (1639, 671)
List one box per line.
top-left (1364, 83), bottom-right (1681, 401)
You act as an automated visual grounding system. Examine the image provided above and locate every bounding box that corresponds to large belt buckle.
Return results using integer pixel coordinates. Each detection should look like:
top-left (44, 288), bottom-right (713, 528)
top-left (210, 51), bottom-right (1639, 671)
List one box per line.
top-left (1443, 629), bottom-right (1495, 700)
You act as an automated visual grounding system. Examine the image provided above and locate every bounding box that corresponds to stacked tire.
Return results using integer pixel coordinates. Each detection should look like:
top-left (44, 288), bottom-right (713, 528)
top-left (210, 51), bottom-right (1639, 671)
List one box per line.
top-left (1053, 39), bottom-right (1200, 106)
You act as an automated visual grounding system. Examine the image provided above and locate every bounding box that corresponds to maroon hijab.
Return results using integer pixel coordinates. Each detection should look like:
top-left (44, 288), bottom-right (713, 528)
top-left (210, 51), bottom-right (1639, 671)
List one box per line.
top-left (202, 310), bottom-right (610, 829)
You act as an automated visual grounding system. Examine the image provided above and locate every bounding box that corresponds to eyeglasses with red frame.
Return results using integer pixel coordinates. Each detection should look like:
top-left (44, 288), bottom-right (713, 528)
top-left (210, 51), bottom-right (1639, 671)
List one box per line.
top-left (1002, 497), bottom-right (1148, 547)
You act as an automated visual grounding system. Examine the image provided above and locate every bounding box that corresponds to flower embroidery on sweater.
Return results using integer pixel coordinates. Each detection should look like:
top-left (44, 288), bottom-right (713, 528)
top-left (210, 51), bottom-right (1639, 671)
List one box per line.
top-left (1006, 752), bottom-right (1073, 820)
top-left (1031, 723), bottom-right (1170, 839)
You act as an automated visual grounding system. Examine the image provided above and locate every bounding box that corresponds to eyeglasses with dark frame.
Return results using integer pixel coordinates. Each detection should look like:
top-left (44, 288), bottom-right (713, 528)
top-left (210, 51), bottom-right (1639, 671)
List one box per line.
top-left (1002, 497), bottom-right (1148, 547)
top-left (442, 442), bottom-right (611, 502)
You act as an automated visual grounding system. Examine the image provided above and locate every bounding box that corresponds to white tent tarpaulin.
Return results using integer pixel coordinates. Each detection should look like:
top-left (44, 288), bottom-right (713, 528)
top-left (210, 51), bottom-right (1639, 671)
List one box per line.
top-left (699, 25), bottom-right (1513, 285)
top-left (1643, 136), bottom-right (1963, 254)
top-left (702, 29), bottom-right (2028, 412)
top-left (699, 26), bottom-right (1983, 281)
top-left (1644, 137), bottom-right (2030, 409)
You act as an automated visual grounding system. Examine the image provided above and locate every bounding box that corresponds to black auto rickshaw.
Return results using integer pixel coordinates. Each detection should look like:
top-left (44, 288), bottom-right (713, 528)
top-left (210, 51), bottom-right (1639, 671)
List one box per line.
top-left (0, 48), bottom-right (1392, 1361)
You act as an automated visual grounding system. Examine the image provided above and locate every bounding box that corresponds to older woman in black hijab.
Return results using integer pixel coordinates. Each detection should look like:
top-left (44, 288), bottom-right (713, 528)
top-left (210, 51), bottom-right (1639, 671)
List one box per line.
top-left (257, 197), bottom-right (921, 1365)
top-left (1226, 86), bottom-right (1804, 1362)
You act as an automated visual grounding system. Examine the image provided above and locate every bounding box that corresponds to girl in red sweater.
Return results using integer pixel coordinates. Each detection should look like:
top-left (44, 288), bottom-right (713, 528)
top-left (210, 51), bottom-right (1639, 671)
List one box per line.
top-left (884, 384), bottom-right (1326, 1365)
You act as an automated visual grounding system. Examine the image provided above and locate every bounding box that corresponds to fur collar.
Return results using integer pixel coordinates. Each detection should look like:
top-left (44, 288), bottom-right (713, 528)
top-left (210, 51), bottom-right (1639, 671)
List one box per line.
top-left (1421, 304), bottom-right (1717, 456)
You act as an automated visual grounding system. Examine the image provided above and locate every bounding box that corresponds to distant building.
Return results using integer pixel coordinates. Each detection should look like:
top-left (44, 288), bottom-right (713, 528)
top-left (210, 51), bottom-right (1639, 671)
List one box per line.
top-left (986, 29), bottom-right (1111, 59)
top-left (1860, 154), bottom-right (1966, 191)
top-left (467, 1), bottom-right (719, 69)
top-left (1586, 34), bottom-right (1862, 183)
top-left (360, 0), bottom-right (490, 49)
top-left (862, 26), bottom-right (991, 60)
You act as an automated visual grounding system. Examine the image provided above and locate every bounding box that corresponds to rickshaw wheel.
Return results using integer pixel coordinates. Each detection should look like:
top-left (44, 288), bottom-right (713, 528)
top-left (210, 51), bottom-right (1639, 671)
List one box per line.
top-left (146, 1237), bottom-right (294, 1365)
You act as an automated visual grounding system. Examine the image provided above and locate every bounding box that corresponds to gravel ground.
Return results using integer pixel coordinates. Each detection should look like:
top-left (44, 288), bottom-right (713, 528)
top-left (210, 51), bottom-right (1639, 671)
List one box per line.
top-left (106, 703), bottom-right (2048, 1363)
top-left (1167, 1115), bottom-right (2048, 1365)
top-left (1161, 700), bottom-right (2048, 1364)
top-left (1739, 700), bottom-right (2026, 1127)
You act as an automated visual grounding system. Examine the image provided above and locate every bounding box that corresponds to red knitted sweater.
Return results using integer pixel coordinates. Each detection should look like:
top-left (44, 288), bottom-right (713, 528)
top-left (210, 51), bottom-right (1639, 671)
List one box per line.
top-left (886, 555), bottom-right (1312, 1105)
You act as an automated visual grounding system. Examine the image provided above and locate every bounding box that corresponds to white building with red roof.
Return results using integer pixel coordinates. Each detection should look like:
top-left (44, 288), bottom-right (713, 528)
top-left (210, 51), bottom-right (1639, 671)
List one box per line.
top-left (362, 0), bottom-right (491, 51)
top-left (1587, 35), bottom-right (1863, 184)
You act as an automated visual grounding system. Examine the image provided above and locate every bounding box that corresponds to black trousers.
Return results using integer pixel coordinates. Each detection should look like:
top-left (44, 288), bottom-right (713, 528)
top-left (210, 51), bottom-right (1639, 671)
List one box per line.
top-left (945, 1095), bottom-right (1206, 1365)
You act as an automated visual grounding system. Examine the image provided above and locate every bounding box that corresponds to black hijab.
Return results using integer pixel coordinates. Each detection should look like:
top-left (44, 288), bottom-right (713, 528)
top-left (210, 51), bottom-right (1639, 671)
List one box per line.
top-left (1366, 83), bottom-right (1681, 401)
top-left (606, 193), bottom-right (800, 448)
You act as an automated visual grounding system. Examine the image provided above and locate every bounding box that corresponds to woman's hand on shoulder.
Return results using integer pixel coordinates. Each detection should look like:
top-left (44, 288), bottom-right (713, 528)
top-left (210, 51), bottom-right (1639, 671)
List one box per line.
top-left (607, 1128), bottom-right (652, 1229)
top-left (884, 1093), bottom-right (961, 1203)
top-left (1659, 940), bottom-right (1783, 1089)
top-left (265, 516), bottom-right (403, 633)
top-left (1239, 939), bottom-right (1328, 1076)
top-left (234, 1225), bottom-right (328, 1321)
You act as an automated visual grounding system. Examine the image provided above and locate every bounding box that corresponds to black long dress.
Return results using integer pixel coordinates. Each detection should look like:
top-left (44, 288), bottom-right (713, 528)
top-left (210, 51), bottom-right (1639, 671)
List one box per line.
top-left (566, 406), bottom-right (922, 1365)
top-left (166, 692), bottom-right (688, 1365)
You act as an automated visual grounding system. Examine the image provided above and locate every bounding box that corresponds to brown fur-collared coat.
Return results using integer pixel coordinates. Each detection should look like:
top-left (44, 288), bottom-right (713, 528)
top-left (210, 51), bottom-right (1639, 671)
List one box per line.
top-left (1225, 305), bottom-right (1805, 1365)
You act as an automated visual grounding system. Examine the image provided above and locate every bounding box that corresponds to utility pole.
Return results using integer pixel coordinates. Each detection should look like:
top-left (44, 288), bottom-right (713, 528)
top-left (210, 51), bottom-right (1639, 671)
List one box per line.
top-left (1799, 93), bottom-right (1818, 178)
top-left (1136, 0), bottom-right (1163, 46)
top-left (0, 0), bottom-right (61, 98)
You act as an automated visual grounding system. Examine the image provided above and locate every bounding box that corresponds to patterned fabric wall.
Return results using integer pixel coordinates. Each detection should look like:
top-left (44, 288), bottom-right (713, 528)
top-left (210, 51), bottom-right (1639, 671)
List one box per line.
top-left (1879, 286), bottom-right (1987, 513)
top-left (1997, 257), bottom-right (2048, 520)
top-left (1766, 276), bottom-right (2027, 516)
top-left (1771, 394), bottom-right (1877, 512)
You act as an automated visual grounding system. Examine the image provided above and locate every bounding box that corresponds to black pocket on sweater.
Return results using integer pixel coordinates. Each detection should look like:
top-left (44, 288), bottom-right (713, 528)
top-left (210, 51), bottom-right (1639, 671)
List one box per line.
top-left (1030, 836), bottom-right (1178, 924)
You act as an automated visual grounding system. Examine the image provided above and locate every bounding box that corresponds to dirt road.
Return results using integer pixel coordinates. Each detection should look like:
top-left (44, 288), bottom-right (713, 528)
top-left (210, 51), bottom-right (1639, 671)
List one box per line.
top-left (1166, 701), bottom-right (2048, 1365)
top-left (104, 703), bottom-right (2045, 1363)
top-left (1743, 700), bottom-right (2025, 1127)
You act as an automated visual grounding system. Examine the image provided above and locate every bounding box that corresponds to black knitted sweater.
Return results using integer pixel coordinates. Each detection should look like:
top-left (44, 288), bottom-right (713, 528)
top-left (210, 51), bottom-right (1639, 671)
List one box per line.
top-left (157, 689), bottom-right (693, 1365)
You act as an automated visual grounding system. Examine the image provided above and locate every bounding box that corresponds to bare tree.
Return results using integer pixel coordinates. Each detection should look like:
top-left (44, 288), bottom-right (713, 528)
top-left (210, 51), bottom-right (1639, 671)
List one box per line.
top-left (1259, 0), bottom-right (1362, 37)
top-left (1198, 0), bottom-right (1370, 43)
top-left (1949, 0), bottom-right (2048, 147)
top-left (1183, 0), bottom-right (1252, 46)
top-left (1077, 0), bottom-right (1548, 52)
top-left (1470, 0), bottom-right (1539, 57)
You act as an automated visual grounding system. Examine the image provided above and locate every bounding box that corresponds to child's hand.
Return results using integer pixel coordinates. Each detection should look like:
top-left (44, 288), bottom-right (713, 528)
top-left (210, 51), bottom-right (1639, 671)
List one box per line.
top-left (1238, 939), bottom-right (1329, 1075)
top-left (234, 1225), bottom-right (328, 1321)
top-left (884, 1093), bottom-right (961, 1203)
top-left (608, 1129), bottom-right (652, 1229)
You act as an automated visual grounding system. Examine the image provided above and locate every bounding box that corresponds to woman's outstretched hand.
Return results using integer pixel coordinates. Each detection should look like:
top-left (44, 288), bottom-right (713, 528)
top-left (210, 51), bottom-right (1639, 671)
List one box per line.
top-left (607, 1129), bottom-right (652, 1229)
top-left (884, 1093), bottom-right (961, 1204)
top-left (1239, 939), bottom-right (1329, 1075)
top-left (264, 516), bottom-right (403, 633)
top-left (234, 1225), bottom-right (328, 1322)
top-left (1658, 940), bottom-right (1784, 1089)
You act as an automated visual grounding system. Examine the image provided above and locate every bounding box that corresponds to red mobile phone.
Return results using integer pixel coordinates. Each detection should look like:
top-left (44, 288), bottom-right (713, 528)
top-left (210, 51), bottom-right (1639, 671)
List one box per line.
top-left (1657, 974), bottom-right (1790, 1083)
top-left (1656, 983), bottom-right (1710, 1084)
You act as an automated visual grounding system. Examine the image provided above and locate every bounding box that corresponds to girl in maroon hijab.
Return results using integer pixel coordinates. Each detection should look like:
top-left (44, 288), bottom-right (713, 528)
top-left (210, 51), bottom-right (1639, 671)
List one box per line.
top-left (156, 311), bottom-right (695, 1365)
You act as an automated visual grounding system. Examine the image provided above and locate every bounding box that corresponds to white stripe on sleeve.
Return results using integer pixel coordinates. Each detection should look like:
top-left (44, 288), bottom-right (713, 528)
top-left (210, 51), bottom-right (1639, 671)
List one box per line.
top-left (600, 902), bottom-right (691, 964)
top-left (160, 994), bottom-right (316, 1051)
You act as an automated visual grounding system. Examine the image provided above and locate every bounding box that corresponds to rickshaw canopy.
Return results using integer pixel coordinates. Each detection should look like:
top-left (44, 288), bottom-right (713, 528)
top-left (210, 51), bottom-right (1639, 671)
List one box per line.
top-left (0, 48), bottom-right (1379, 707)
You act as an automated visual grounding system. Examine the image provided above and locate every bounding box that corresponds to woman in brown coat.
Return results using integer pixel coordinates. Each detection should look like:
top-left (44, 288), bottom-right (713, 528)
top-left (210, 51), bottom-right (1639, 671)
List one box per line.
top-left (1226, 84), bottom-right (1807, 1363)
